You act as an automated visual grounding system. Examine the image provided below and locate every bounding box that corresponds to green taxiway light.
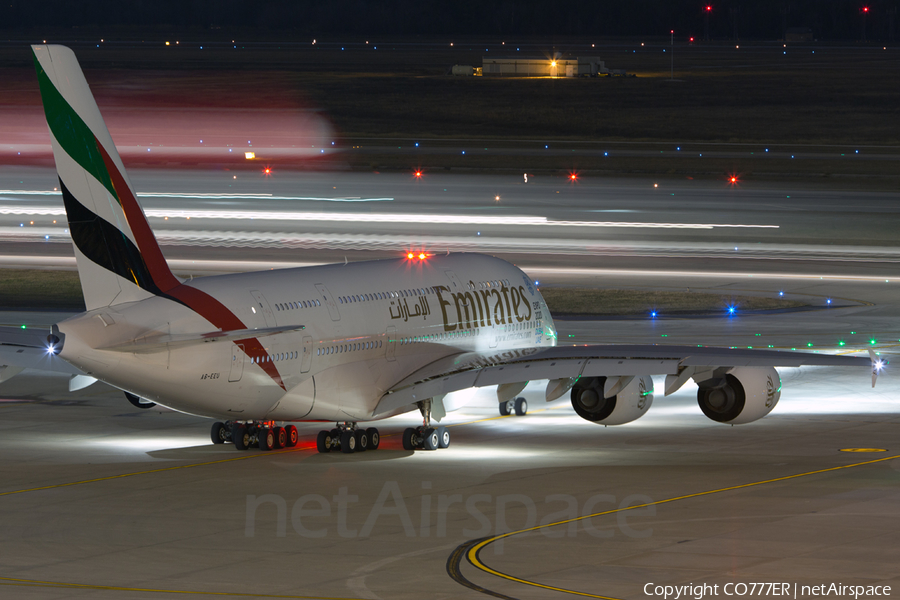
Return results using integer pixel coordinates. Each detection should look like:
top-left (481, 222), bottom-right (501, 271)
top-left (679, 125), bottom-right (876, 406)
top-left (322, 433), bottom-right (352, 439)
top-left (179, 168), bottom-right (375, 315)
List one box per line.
top-left (768, 345), bottom-right (774, 348)
top-left (661, 334), bottom-right (668, 337)
top-left (839, 340), bottom-right (846, 346)
top-left (851, 331), bottom-right (856, 334)
top-left (807, 342), bottom-right (813, 347)
top-left (20, 325), bottom-right (26, 329)
top-left (870, 339), bottom-right (877, 345)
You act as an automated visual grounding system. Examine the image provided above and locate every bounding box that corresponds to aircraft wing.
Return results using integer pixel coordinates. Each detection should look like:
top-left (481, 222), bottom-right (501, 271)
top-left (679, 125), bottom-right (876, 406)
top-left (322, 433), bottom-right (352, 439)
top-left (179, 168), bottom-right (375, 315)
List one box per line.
top-left (0, 326), bottom-right (85, 378)
top-left (373, 344), bottom-right (874, 417)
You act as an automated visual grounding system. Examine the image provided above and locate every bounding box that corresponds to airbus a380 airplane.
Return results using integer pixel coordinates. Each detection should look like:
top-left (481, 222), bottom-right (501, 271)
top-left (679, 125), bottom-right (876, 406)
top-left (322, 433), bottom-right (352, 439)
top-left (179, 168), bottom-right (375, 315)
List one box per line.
top-left (0, 45), bottom-right (879, 454)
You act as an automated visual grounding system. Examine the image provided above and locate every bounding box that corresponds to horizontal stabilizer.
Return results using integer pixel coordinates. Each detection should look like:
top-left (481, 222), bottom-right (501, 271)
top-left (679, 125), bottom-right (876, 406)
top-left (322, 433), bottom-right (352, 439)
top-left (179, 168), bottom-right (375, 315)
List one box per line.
top-left (1, 326), bottom-right (85, 375)
top-left (100, 324), bottom-right (305, 354)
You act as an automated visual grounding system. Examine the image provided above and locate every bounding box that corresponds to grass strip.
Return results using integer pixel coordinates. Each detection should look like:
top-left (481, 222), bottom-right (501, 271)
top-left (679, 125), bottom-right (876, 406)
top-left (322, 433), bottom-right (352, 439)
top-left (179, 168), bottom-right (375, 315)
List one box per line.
top-left (0, 271), bottom-right (808, 316)
top-left (0, 270), bottom-right (85, 311)
top-left (541, 287), bottom-right (806, 316)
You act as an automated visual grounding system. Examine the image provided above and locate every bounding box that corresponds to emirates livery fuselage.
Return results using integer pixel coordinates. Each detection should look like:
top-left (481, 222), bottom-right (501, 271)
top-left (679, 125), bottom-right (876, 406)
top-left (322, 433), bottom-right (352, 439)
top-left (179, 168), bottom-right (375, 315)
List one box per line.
top-left (57, 254), bottom-right (556, 421)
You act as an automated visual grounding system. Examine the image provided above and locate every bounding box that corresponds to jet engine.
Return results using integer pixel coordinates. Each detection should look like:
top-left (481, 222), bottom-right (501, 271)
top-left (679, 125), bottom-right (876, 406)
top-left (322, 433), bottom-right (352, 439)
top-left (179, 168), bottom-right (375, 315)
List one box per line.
top-left (570, 376), bottom-right (654, 425)
top-left (696, 366), bottom-right (781, 424)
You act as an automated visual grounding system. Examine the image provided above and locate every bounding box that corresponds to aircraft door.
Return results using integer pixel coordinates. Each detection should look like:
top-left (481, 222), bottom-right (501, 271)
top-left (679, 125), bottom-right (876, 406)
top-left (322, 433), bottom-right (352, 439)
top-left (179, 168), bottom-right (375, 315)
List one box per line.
top-left (301, 336), bottom-right (313, 373)
top-left (386, 326), bottom-right (397, 361)
top-left (229, 343), bottom-right (245, 382)
top-left (315, 283), bottom-right (341, 321)
top-left (444, 270), bottom-right (464, 292)
top-left (250, 290), bottom-right (275, 327)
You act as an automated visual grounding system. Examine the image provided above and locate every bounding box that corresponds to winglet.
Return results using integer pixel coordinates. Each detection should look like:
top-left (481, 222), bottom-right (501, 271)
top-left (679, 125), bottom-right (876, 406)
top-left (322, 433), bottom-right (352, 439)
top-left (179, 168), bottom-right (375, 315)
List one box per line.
top-left (869, 349), bottom-right (886, 388)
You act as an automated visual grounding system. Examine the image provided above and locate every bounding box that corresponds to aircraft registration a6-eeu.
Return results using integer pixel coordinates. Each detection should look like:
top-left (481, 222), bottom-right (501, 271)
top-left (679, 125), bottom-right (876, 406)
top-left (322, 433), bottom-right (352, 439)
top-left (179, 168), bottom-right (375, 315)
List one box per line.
top-left (0, 45), bottom-right (879, 454)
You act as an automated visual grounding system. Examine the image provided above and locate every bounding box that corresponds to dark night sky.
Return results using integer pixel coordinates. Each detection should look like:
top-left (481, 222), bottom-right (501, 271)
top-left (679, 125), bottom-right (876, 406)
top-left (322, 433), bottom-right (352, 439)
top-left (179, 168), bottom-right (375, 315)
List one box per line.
top-left (2, 1), bottom-right (898, 41)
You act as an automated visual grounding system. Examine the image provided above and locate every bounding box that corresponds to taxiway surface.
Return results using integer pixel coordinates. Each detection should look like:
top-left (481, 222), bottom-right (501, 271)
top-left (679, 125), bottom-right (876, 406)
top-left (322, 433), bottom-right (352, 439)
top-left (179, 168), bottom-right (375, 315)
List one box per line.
top-left (1, 168), bottom-right (899, 599)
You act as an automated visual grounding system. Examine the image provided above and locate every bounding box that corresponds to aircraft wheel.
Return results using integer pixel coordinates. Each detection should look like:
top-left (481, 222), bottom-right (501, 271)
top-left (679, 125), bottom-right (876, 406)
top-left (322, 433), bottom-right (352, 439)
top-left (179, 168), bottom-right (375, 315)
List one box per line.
top-left (514, 397), bottom-right (528, 416)
top-left (273, 426), bottom-right (286, 449)
top-left (316, 430), bottom-right (331, 453)
top-left (423, 428), bottom-right (440, 451)
top-left (499, 400), bottom-right (513, 416)
top-left (438, 426), bottom-right (450, 449)
top-left (259, 428), bottom-right (275, 451)
top-left (210, 422), bottom-right (227, 444)
top-left (402, 427), bottom-right (417, 450)
top-left (366, 427), bottom-right (380, 450)
top-left (354, 429), bottom-right (368, 452)
top-left (340, 430), bottom-right (356, 454)
top-left (285, 425), bottom-right (299, 447)
top-left (233, 425), bottom-right (250, 451)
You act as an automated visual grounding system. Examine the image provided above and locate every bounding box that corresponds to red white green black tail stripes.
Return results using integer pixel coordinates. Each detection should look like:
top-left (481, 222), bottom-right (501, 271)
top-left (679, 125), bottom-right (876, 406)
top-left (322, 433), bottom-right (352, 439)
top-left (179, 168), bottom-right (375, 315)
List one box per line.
top-left (32, 44), bottom-right (176, 310)
top-left (33, 45), bottom-right (286, 390)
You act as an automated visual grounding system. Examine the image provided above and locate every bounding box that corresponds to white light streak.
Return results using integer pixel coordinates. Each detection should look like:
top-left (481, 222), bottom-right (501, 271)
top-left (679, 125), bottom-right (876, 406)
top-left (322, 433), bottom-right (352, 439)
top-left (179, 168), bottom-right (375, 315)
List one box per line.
top-left (0, 199), bottom-right (778, 230)
top-left (0, 190), bottom-right (393, 203)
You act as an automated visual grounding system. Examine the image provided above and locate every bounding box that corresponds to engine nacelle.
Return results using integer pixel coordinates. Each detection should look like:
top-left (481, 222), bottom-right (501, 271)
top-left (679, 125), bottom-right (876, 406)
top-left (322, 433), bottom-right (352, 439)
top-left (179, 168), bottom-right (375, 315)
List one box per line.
top-left (696, 366), bottom-right (781, 425)
top-left (570, 376), bottom-right (654, 425)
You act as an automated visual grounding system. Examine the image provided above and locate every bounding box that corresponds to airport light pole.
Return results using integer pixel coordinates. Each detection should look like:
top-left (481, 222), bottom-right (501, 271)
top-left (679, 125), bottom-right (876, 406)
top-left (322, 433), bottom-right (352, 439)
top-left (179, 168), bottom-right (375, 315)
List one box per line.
top-left (670, 30), bottom-right (674, 79)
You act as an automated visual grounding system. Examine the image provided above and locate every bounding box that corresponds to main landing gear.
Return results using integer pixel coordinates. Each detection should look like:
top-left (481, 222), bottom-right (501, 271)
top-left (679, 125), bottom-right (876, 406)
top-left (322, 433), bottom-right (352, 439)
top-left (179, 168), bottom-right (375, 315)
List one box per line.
top-left (315, 423), bottom-right (381, 454)
top-left (211, 421), bottom-right (299, 451)
top-left (402, 398), bottom-right (451, 451)
top-left (499, 396), bottom-right (528, 416)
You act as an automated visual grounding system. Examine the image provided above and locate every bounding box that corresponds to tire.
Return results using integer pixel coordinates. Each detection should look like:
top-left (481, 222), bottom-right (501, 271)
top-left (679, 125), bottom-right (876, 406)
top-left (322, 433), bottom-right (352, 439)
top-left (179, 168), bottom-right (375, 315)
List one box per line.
top-left (273, 426), bottom-right (286, 449)
top-left (423, 428), bottom-right (439, 450)
top-left (316, 430), bottom-right (331, 453)
top-left (259, 428), bottom-right (275, 451)
top-left (285, 425), bottom-right (299, 447)
top-left (233, 425), bottom-right (249, 451)
top-left (438, 426), bottom-right (450, 449)
top-left (402, 427), bottom-right (417, 450)
top-left (514, 397), bottom-right (528, 416)
top-left (499, 400), bottom-right (512, 416)
top-left (354, 429), bottom-right (368, 452)
top-left (366, 427), bottom-right (380, 450)
top-left (340, 430), bottom-right (356, 454)
top-left (210, 422), bottom-right (227, 444)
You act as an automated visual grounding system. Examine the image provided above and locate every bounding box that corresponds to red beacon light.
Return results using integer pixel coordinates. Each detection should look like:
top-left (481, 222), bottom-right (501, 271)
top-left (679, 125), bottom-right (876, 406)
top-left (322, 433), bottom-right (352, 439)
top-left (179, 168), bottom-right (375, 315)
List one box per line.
top-left (414, 170), bottom-right (422, 178)
top-left (569, 173), bottom-right (577, 180)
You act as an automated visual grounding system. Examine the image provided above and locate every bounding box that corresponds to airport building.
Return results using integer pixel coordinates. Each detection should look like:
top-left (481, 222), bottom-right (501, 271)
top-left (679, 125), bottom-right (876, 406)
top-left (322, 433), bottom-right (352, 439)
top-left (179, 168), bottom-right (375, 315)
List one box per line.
top-left (481, 56), bottom-right (612, 77)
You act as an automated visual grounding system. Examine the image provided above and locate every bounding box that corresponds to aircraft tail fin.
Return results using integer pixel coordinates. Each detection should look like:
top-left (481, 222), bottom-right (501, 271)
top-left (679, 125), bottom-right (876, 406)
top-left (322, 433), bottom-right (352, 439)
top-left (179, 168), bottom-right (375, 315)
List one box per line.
top-left (31, 45), bottom-right (180, 311)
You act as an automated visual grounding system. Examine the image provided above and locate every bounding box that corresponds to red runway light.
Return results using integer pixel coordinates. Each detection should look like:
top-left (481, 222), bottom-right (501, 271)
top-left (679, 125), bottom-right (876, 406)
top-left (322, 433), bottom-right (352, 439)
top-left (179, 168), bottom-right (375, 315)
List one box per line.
top-left (407, 252), bottom-right (415, 259)
top-left (418, 253), bottom-right (426, 260)
top-left (414, 170), bottom-right (422, 178)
